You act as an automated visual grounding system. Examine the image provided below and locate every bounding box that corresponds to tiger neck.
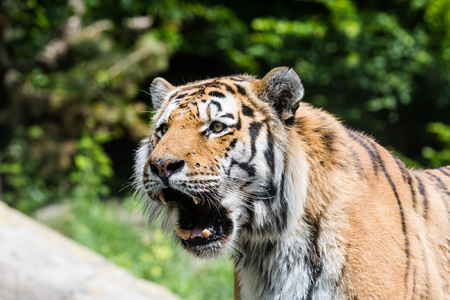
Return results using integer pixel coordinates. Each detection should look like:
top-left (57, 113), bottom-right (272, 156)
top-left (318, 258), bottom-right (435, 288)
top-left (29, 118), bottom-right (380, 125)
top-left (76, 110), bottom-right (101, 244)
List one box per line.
top-left (234, 104), bottom-right (354, 299)
top-left (292, 103), bottom-right (356, 222)
top-left (235, 103), bottom-right (355, 243)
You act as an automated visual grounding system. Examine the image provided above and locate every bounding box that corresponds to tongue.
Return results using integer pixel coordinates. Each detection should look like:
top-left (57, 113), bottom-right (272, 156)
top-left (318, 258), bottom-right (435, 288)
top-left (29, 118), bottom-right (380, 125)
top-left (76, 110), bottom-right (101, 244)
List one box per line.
top-left (191, 227), bottom-right (204, 237)
top-left (175, 226), bottom-right (211, 240)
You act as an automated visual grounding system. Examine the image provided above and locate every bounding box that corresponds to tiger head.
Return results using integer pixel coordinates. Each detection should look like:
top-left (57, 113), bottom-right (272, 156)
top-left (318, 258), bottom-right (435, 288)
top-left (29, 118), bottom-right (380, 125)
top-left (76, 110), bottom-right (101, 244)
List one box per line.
top-left (134, 67), bottom-right (307, 258)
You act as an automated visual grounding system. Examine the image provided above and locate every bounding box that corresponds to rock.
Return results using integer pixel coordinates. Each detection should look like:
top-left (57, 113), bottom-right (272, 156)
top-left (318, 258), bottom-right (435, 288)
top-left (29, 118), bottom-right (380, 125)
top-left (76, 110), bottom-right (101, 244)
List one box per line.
top-left (0, 201), bottom-right (180, 300)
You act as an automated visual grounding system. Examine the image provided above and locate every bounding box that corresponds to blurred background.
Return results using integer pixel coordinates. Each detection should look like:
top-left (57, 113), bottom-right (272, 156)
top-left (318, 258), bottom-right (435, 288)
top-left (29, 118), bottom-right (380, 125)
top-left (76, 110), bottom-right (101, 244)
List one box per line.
top-left (0, 0), bottom-right (449, 299)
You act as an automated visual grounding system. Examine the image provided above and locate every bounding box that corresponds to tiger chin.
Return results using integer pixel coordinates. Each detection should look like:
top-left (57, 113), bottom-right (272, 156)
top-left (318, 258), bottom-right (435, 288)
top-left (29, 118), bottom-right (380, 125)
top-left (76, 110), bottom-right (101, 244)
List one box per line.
top-left (133, 67), bottom-right (450, 299)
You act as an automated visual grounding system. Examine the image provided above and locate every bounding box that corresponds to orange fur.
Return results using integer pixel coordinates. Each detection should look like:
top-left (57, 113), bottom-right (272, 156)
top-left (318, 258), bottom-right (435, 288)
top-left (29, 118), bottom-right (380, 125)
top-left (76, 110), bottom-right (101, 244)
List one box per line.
top-left (286, 103), bottom-right (450, 299)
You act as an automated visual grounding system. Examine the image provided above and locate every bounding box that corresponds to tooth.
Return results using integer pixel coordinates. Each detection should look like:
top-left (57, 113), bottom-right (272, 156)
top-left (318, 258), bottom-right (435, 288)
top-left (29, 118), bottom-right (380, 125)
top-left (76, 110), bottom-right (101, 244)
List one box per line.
top-left (202, 228), bottom-right (211, 238)
top-left (193, 198), bottom-right (199, 205)
top-left (159, 190), bottom-right (167, 205)
top-left (175, 227), bottom-right (192, 241)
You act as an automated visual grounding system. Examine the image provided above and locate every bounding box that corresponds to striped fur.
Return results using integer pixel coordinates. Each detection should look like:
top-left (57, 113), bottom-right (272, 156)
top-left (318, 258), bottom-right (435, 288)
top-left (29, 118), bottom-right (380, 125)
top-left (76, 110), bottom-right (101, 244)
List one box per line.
top-left (133, 67), bottom-right (450, 299)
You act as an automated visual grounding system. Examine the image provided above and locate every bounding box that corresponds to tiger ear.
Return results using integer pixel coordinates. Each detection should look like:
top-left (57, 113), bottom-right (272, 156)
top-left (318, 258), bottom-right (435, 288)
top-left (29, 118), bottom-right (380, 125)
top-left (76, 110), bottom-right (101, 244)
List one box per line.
top-left (252, 67), bottom-right (304, 124)
top-left (150, 77), bottom-right (175, 110)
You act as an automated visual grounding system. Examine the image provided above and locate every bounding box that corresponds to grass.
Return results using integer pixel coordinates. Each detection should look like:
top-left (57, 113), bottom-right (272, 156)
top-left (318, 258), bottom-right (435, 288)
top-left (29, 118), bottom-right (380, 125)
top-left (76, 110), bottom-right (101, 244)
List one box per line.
top-left (41, 197), bottom-right (234, 300)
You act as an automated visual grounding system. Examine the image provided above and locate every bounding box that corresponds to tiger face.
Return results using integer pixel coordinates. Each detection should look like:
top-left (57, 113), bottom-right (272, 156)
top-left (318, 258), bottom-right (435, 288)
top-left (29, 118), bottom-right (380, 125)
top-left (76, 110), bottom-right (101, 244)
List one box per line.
top-left (135, 68), bottom-right (304, 258)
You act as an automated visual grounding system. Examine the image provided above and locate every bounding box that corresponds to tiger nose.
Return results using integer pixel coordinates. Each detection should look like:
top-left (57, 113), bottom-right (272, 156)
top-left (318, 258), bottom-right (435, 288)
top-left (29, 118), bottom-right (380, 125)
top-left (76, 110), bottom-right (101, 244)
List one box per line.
top-left (150, 159), bottom-right (185, 182)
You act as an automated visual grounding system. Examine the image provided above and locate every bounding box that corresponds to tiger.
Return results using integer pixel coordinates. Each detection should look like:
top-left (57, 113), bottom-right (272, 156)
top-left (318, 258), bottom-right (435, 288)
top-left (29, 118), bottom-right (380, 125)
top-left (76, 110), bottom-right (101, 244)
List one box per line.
top-left (133, 67), bottom-right (450, 299)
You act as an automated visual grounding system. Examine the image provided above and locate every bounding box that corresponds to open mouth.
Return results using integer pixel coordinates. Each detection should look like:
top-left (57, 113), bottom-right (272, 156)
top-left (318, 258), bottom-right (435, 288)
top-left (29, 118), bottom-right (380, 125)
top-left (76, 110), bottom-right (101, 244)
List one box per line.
top-left (158, 187), bottom-right (232, 252)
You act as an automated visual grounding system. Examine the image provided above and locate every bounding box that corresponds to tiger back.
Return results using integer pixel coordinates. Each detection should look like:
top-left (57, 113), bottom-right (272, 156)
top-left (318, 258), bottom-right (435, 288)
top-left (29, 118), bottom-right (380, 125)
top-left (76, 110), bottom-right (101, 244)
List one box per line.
top-left (134, 67), bottom-right (450, 299)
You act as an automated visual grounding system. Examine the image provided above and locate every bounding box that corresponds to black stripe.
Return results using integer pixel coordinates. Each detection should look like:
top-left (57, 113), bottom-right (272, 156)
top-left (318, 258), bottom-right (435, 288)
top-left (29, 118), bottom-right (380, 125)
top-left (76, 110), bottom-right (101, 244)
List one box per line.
top-left (407, 173), bottom-right (417, 211)
top-left (191, 87), bottom-right (207, 97)
top-left (284, 116), bottom-right (295, 126)
top-left (208, 91), bottom-right (225, 98)
top-left (350, 146), bottom-right (366, 178)
top-left (415, 175), bottom-right (428, 218)
top-left (210, 100), bottom-right (222, 112)
top-left (321, 131), bottom-right (335, 152)
top-left (437, 167), bottom-right (450, 178)
top-left (425, 171), bottom-right (450, 194)
top-left (176, 93), bottom-right (188, 99)
top-left (264, 128), bottom-right (275, 174)
top-left (230, 138), bottom-right (238, 149)
top-left (240, 179), bottom-right (254, 189)
top-left (424, 171), bottom-right (450, 217)
top-left (168, 92), bottom-right (188, 102)
top-left (230, 159), bottom-right (256, 177)
top-left (235, 115), bottom-right (242, 130)
top-left (354, 132), bottom-right (385, 167)
top-left (190, 98), bottom-right (199, 112)
top-left (229, 77), bottom-right (246, 82)
top-left (242, 163), bottom-right (256, 176)
top-left (219, 82), bottom-right (236, 95)
top-left (361, 137), bottom-right (410, 293)
top-left (391, 153), bottom-right (409, 183)
top-left (378, 156), bottom-right (410, 294)
top-left (356, 132), bottom-right (400, 184)
top-left (304, 218), bottom-right (323, 300)
top-left (235, 84), bottom-right (247, 96)
top-left (242, 198), bottom-right (255, 234)
top-left (178, 102), bottom-right (188, 109)
top-left (249, 122), bottom-right (263, 160)
top-left (220, 113), bottom-right (234, 119)
top-left (177, 83), bottom-right (207, 93)
top-left (178, 80), bottom-right (230, 95)
top-left (347, 130), bottom-right (379, 175)
top-left (266, 179), bottom-right (277, 199)
top-left (278, 173), bottom-right (288, 231)
top-left (242, 105), bottom-right (254, 117)
top-left (390, 152), bottom-right (417, 210)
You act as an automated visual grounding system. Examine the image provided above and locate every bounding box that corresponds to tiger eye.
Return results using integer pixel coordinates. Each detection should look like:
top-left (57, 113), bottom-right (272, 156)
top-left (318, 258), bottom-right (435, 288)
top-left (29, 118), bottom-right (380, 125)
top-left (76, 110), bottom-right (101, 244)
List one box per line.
top-left (212, 121), bottom-right (224, 133)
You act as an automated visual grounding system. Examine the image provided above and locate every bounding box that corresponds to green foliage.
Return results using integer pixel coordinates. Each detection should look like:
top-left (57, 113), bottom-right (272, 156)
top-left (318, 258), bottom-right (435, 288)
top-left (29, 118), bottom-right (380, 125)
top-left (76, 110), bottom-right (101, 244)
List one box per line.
top-left (1, 0), bottom-right (170, 210)
top-left (1, 0), bottom-right (68, 63)
top-left (1, 127), bottom-right (114, 213)
top-left (228, 1), bottom-right (449, 160)
top-left (0, 136), bottom-right (51, 213)
top-left (422, 123), bottom-right (450, 168)
top-left (44, 197), bottom-right (234, 300)
top-left (69, 130), bottom-right (114, 200)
